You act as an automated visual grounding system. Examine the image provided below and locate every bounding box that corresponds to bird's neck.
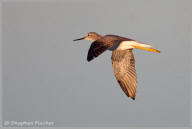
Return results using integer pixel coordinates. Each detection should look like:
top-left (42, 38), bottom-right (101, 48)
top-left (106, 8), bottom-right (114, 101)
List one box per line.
top-left (93, 34), bottom-right (102, 41)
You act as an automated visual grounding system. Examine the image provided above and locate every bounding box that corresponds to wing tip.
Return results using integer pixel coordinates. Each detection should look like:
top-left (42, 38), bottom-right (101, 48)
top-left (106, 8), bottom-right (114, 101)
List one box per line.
top-left (127, 94), bottom-right (136, 100)
top-left (87, 56), bottom-right (93, 62)
top-left (130, 96), bottom-right (136, 100)
top-left (87, 58), bottom-right (91, 62)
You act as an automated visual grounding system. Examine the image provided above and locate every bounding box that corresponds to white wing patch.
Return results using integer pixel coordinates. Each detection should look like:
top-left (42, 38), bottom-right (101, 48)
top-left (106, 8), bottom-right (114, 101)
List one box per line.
top-left (117, 41), bottom-right (152, 50)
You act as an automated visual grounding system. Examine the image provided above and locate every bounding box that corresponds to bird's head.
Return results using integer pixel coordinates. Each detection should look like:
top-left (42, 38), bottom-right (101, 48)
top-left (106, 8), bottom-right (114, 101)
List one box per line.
top-left (73, 32), bottom-right (101, 42)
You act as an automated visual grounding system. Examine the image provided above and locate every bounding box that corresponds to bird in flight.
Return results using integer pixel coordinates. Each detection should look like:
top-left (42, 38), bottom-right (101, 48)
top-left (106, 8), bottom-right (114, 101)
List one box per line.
top-left (74, 32), bottom-right (160, 100)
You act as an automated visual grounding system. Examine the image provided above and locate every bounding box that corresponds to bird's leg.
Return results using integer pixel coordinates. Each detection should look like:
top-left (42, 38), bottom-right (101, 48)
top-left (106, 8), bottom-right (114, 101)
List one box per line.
top-left (133, 45), bottom-right (160, 53)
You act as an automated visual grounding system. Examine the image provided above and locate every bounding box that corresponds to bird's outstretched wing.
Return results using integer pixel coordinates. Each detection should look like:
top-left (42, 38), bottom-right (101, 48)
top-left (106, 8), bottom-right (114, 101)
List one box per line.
top-left (111, 49), bottom-right (137, 100)
top-left (87, 39), bottom-right (115, 61)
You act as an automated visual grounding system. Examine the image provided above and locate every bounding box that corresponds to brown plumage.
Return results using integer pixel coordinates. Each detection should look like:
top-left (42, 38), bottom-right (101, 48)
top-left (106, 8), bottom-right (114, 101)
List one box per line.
top-left (111, 49), bottom-right (136, 99)
top-left (74, 32), bottom-right (160, 100)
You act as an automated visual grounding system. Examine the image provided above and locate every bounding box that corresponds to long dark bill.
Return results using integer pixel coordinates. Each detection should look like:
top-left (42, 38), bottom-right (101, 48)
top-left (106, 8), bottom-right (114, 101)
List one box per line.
top-left (73, 37), bottom-right (85, 41)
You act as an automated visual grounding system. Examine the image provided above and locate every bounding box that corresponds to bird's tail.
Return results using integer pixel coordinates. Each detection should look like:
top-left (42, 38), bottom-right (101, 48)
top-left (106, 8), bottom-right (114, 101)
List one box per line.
top-left (119, 41), bottom-right (160, 53)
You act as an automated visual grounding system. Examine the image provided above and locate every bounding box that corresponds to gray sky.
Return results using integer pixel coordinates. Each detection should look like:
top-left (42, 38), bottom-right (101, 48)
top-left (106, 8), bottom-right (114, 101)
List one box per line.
top-left (2, 0), bottom-right (191, 127)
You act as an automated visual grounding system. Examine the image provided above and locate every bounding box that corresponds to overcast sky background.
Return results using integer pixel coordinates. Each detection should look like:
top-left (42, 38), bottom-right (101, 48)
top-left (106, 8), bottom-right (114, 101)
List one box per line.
top-left (2, 0), bottom-right (191, 127)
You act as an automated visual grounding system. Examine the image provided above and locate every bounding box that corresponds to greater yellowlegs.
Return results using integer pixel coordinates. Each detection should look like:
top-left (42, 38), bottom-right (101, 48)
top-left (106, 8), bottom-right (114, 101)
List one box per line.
top-left (74, 32), bottom-right (160, 100)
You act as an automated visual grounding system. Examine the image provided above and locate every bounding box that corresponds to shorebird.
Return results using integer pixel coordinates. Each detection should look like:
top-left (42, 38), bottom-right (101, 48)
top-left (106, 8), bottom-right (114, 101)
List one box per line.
top-left (74, 32), bottom-right (160, 100)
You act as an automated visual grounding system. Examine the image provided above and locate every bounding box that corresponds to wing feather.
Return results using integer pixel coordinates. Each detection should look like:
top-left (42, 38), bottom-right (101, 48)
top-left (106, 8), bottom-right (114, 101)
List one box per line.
top-left (111, 49), bottom-right (137, 100)
top-left (87, 40), bottom-right (114, 61)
